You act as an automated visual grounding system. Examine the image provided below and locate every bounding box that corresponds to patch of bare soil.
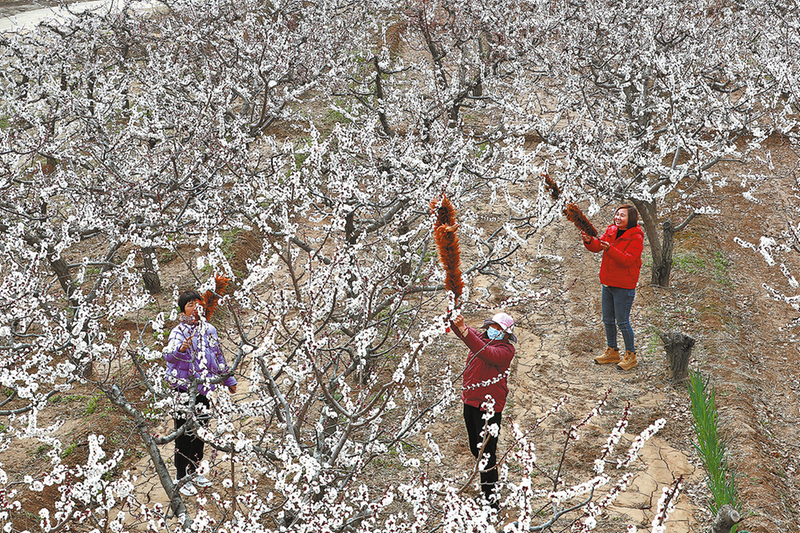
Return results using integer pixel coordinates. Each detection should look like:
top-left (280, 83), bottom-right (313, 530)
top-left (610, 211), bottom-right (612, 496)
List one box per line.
top-left (5, 132), bottom-right (799, 532)
top-left (6, 387), bottom-right (141, 528)
top-left (420, 136), bottom-right (800, 532)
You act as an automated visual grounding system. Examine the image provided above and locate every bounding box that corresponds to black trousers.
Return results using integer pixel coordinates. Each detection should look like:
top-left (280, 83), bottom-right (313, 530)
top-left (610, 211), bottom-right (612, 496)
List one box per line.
top-left (463, 403), bottom-right (502, 501)
top-left (174, 393), bottom-right (211, 480)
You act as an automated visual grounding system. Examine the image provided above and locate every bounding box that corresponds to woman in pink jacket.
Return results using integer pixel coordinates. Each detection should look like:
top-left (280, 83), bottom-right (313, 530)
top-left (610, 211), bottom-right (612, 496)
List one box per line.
top-left (451, 311), bottom-right (516, 510)
top-left (581, 205), bottom-right (644, 371)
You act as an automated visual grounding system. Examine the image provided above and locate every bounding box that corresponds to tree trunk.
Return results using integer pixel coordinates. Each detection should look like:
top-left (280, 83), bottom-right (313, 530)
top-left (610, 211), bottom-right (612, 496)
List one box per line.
top-left (141, 246), bottom-right (162, 294)
top-left (632, 198), bottom-right (675, 287)
top-left (48, 255), bottom-right (94, 377)
top-left (372, 56), bottom-right (394, 138)
top-left (107, 385), bottom-right (193, 530)
top-left (49, 255), bottom-right (76, 299)
top-left (710, 504), bottom-right (741, 533)
top-left (660, 331), bottom-right (695, 385)
top-left (654, 220), bottom-right (676, 287)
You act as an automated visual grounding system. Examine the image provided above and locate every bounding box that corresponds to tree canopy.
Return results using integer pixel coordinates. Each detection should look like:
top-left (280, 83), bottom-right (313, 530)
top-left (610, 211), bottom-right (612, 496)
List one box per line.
top-left (0, 0), bottom-right (797, 530)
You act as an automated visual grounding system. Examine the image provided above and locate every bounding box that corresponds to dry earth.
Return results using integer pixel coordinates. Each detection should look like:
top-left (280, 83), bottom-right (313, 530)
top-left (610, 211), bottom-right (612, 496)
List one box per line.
top-left (1, 1), bottom-right (798, 520)
top-left (7, 137), bottom-right (800, 532)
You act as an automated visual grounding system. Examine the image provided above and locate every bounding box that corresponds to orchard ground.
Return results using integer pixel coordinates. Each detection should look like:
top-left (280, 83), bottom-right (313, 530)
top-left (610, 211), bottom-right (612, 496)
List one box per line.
top-left (7, 135), bottom-right (799, 532)
top-left (0, 3), bottom-right (797, 527)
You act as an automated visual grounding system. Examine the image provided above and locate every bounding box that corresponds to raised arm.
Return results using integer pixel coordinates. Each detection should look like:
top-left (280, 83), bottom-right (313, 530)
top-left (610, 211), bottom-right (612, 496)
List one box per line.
top-left (163, 325), bottom-right (193, 364)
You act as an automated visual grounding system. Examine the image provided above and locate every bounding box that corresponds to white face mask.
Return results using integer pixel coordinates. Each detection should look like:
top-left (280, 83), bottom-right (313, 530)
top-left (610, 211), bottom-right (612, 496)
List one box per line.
top-left (486, 328), bottom-right (504, 340)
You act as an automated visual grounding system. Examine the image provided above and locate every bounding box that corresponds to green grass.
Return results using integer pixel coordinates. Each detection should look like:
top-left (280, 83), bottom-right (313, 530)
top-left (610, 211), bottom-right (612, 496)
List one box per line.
top-left (673, 253), bottom-right (705, 273)
top-left (49, 393), bottom-right (86, 404)
top-left (221, 227), bottom-right (243, 261)
top-left (646, 331), bottom-right (660, 355)
top-left (688, 371), bottom-right (740, 528)
top-left (324, 107), bottom-right (353, 125)
top-left (673, 251), bottom-right (735, 288)
top-left (324, 98), bottom-right (355, 126)
top-left (61, 442), bottom-right (78, 459)
top-left (712, 251), bottom-right (734, 287)
top-left (84, 395), bottom-right (100, 415)
top-left (30, 443), bottom-right (52, 456)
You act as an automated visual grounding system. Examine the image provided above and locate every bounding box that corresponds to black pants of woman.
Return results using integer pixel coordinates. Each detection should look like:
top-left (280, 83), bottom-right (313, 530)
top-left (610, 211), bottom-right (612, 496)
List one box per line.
top-left (463, 403), bottom-right (502, 505)
top-left (174, 393), bottom-right (211, 480)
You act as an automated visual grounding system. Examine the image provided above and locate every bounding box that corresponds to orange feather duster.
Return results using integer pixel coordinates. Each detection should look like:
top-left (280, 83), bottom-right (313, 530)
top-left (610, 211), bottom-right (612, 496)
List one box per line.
top-left (430, 195), bottom-right (464, 302)
top-left (543, 173), bottom-right (561, 200)
top-left (202, 275), bottom-right (230, 320)
top-left (564, 203), bottom-right (598, 237)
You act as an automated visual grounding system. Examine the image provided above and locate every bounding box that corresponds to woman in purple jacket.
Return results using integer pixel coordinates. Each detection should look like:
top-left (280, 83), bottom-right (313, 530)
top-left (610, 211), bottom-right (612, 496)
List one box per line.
top-left (163, 291), bottom-right (237, 496)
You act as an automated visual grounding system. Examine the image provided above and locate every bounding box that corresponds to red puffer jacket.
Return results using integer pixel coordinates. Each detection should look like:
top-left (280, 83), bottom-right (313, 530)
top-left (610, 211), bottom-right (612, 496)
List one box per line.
top-left (584, 224), bottom-right (644, 290)
top-left (453, 325), bottom-right (515, 413)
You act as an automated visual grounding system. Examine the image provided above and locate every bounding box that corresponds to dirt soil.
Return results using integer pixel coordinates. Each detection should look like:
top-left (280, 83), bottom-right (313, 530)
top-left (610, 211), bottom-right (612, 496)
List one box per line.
top-left (0, 6), bottom-right (797, 520)
top-left (6, 138), bottom-right (800, 532)
top-left (417, 135), bottom-right (800, 532)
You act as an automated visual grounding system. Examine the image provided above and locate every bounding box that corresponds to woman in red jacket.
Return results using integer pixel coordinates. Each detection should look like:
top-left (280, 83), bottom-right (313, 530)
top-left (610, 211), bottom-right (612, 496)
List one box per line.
top-left (451, 311), bottom-right (516, 510)
top-left (581, 205), bottom-right (644, 371)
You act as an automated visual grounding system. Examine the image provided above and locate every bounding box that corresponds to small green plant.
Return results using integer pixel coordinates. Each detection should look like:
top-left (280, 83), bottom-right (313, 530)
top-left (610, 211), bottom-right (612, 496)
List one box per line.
top-left (688, 371), bottom-right (740, 529)
top-left (221, 227), bottom-right (243, 260)
top-left (673, 253), bottom-right (705, 273)
top-left (49, 393), bottom-right (85, 404)
top-left (84, 395), bottom-right (100, 415)
top-left (31, 443), bottom-right (52, 456)
top-left (61, 442), bottom-right (77, 459)
top-left (324, 98), bottom-right (355, 126)
top-left (712, 251), bottom-right (734, 287)
top-left (646, 332), bottom-right (660, 355)
top-left (324, 107), bottom-right (353, 125)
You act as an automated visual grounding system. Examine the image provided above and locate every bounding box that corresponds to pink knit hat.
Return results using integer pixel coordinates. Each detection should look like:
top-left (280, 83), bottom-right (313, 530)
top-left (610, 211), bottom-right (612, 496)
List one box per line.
top-left (482, 312), bottom-right (517, 343)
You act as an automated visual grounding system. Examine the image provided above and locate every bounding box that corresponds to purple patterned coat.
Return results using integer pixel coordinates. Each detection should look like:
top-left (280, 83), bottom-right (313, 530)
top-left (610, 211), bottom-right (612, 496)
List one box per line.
top-left (163, 321), bottom-right (237, 395)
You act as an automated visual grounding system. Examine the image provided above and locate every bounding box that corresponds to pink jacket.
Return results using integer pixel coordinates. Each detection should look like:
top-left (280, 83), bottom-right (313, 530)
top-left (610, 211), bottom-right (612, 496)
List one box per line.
top-left (453, 325), bottom-right (515, 413)
top-left (584, 224), bottom-right (644, 290)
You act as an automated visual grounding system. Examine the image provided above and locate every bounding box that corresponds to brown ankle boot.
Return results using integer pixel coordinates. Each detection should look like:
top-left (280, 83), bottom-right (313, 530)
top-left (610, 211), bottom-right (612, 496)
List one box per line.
top-left (594, 347), bottom-right (620, 364)
top-left (617, 351), bottom-right (638, 370)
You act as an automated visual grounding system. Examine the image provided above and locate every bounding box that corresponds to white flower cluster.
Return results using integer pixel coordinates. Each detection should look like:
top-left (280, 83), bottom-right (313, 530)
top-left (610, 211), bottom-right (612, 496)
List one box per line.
top-left (617, 418), bottom-right (666, 469)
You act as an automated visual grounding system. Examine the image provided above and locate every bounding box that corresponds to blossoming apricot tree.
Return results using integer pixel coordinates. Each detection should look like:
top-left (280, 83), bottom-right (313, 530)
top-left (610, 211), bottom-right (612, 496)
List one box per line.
top-left (4, 0), bottom-right (792, 530)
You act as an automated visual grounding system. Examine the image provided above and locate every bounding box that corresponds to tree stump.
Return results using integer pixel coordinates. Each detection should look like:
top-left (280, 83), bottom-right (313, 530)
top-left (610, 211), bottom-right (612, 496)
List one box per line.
top-left (710, 504), bottom-right (741, 533)
top-left (660, 331), bottom-right (695, 385)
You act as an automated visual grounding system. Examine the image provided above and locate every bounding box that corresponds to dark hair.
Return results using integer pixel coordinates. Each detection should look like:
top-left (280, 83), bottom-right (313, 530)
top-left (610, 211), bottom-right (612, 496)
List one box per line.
top-left (178, 291), bottom-right (203, 313)
top-left (616, 204), bottom-right (638, 229)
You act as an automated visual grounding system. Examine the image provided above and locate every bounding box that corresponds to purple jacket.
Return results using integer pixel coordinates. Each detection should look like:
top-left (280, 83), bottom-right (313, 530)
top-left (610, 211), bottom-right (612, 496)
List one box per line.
top-left (163, 321), bottom-right (237, 395)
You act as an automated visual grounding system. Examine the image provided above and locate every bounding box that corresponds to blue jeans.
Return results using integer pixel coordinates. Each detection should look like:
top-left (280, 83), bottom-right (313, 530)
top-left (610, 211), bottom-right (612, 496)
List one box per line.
top-left (602, 285), bottom-right (636, 353)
